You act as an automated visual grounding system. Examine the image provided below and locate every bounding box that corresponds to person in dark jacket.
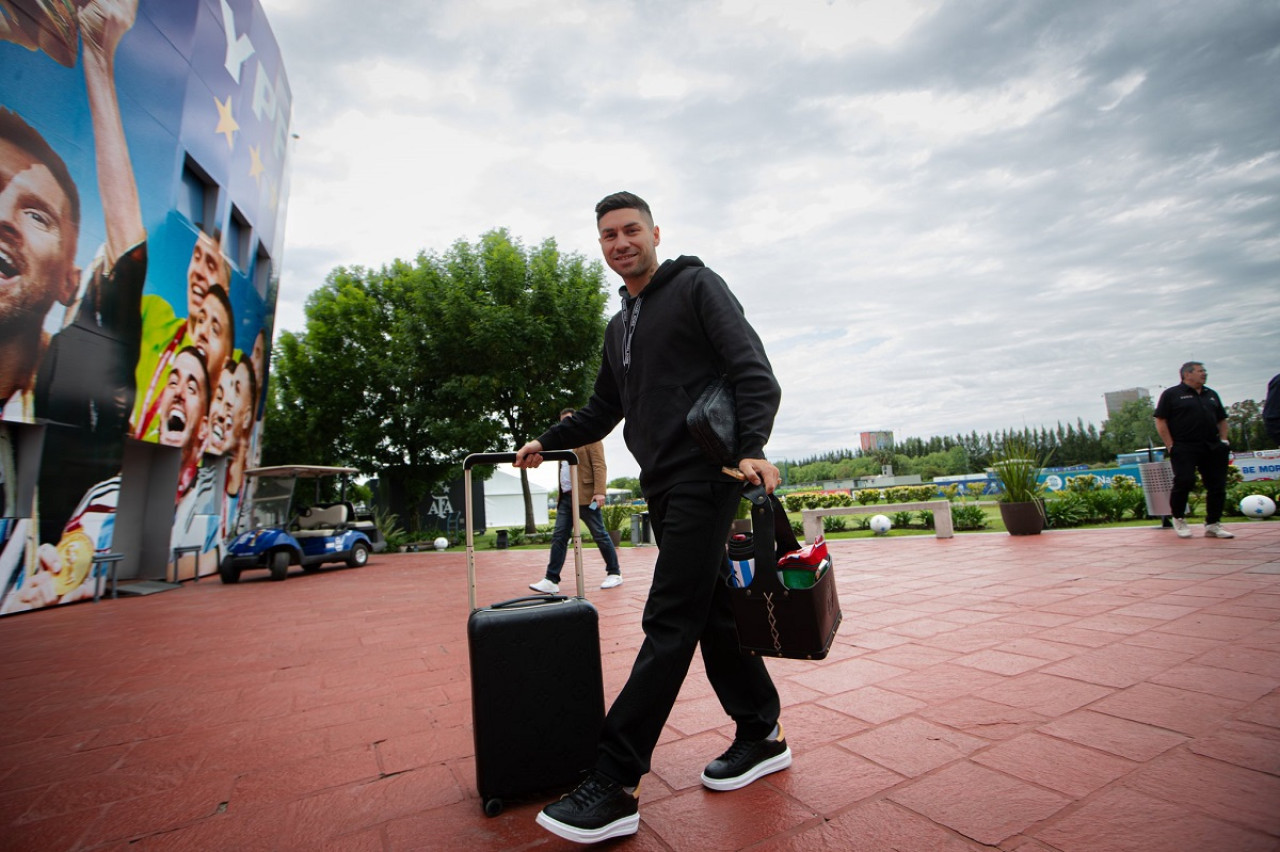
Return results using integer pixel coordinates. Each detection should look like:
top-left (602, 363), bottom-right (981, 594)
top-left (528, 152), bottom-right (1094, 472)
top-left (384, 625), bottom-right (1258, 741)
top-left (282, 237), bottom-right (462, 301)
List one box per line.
top-left (515, 191), bottom-right (786, 844)
top-left (1264, 373), bottom-right (1280, 445)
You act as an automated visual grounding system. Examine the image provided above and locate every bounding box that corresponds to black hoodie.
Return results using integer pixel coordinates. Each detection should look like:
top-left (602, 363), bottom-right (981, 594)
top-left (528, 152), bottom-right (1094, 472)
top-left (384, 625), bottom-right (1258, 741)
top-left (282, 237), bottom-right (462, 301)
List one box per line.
top-left (536, 256), bottom-right (781, 498)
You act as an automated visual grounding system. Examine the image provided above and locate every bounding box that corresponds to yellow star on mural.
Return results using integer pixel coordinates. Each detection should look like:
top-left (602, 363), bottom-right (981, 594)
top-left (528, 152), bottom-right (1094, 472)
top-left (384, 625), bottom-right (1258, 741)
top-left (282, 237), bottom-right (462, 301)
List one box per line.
top-left (249, 145), bottom-right (265, 183)
top-left (215, 95), bottom-right (239, 149)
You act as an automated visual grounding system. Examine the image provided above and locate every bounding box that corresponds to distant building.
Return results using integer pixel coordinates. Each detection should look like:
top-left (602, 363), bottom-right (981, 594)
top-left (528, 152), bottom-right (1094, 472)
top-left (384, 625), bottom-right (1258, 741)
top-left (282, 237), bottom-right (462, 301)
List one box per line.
top-left (1104, 388), bottom-right (1150, 417)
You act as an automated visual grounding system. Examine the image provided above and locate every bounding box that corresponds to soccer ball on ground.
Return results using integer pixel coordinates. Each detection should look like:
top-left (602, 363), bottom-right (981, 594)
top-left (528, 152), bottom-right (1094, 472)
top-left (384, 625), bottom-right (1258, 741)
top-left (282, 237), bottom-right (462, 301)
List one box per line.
top-left (869, 514), bottom-right (892, 535)
top-left (433, 537), bottom-right (450, 550)
top-left (1239, 495), bottom-right (1276, 519)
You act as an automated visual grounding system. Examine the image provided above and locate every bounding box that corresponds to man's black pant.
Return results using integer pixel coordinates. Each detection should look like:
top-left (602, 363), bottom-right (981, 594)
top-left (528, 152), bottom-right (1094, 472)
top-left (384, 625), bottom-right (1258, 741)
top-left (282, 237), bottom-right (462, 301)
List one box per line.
top-left (1168, 441), bottom-right (1230, 524)
top-left (595, 479), bottom-right (780, 787)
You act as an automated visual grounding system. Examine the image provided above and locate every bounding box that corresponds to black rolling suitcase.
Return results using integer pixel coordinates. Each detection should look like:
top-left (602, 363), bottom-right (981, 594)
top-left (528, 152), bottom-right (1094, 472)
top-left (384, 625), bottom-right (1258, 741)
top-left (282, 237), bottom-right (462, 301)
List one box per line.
top-left (463, 451), bottom-right (605, 817)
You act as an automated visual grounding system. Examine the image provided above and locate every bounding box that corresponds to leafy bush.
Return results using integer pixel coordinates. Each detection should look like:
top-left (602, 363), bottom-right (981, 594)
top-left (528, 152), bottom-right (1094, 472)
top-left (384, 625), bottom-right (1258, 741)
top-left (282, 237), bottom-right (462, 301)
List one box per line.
top-left (1065, 474), bottom-right (1102, 493)
top-left (941, 484), bottom-right (960, 501)
top-left (911, 485), bottom-right (938, 502)
top-left (1042, 486), bottom-right (1146, 526)
top-left (791, 518), bottom-right (805, 537)
top-left (1111, 474), bottom-right (1139, 491)
top-left (372, 505), bottom-right (410, 550)
top-left (782, 490), bottom-right (853, 511)
top-left (855, 489), bottom-right (882, 505)
top-left (1045, 493), bottom-right (1089, 528)
top-left (951, 504), bottom-right (989, 530)
top-left (823, 516), bottom-right (848, 533)
top-left (919, 510), bottom-right (935, 529)
top-left (884, 487), bottom-right (913, 503)
top-left (965, 483), bottom-right (988, 500)
top-left (892, 510), bottom-right (914, 528)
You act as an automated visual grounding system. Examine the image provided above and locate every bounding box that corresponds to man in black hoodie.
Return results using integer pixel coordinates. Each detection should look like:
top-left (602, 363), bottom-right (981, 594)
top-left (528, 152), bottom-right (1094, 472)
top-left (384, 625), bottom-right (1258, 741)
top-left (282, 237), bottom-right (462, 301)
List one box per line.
top-left (515, 192), bottom-right (786, 844)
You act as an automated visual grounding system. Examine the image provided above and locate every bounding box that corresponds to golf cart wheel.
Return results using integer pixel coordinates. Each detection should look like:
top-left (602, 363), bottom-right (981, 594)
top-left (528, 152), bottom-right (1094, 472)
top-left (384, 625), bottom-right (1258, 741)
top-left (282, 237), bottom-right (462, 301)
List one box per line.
top-left (269, 550), bottom-right (289, 581)
top-left (483, 797), bottom-right (504, 817)
top-left (347, 541), bottom-right (370, 568)
top-left (218, 555), bottom-right (240, 584)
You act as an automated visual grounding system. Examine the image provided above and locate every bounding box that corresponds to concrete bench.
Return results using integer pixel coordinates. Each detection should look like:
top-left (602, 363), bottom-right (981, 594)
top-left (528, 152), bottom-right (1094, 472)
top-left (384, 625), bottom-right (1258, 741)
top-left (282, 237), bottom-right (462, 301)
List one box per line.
top-left (801, 500), bottom-right (954, 542)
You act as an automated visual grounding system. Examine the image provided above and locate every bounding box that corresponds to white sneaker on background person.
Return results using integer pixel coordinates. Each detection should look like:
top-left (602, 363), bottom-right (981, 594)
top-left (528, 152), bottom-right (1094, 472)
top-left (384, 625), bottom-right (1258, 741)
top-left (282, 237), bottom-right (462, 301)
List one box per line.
top-left (601, 574), bottom-right (623, 589)
top-left (1204, 523), bottom-right (1235, 539)
top-left (529, 578), bottom-right (559, 594)
top-left (1172, 518), bottom-right (1192, 539)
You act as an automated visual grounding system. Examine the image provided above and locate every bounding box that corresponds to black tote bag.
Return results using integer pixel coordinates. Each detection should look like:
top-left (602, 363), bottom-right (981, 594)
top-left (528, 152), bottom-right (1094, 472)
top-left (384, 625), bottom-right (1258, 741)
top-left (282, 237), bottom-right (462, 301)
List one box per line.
top-left (728, 490), bottom-right (842, 660)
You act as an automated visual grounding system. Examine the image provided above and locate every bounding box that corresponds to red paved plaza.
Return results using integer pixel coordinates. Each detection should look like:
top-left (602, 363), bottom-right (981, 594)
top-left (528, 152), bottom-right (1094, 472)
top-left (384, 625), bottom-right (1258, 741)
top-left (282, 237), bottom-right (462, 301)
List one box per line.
top-left (2, 522), bottom-right (1278, 850)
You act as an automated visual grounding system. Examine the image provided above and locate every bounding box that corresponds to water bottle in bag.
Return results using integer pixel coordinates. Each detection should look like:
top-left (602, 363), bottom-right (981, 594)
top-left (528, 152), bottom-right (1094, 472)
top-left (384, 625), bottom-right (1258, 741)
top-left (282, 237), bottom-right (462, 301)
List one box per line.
top-left (726, 533), bottom-right (755, 587)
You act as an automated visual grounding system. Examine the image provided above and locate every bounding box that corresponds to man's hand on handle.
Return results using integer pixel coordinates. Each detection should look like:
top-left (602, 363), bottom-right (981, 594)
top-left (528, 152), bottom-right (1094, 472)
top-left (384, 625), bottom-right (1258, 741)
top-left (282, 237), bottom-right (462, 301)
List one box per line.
top-left (514, 440), bottom-right (545, 469)
top-left (738, 458), bottom-right (780, 494)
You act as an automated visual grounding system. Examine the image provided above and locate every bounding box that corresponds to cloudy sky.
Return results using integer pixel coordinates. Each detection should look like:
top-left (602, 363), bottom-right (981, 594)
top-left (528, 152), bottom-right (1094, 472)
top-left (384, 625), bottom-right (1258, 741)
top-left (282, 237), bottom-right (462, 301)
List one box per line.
top-left (257, 0), bottom-right (1280, 482)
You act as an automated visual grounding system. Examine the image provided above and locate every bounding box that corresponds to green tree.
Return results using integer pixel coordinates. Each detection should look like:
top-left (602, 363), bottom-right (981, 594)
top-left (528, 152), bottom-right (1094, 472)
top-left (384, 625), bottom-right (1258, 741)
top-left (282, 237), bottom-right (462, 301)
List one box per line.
top-left (262, 230), bottom-right (609, 533)
top-left (1101, 398), bottom-right (1160, 458)
top-left (262, 260), bottom-right (502, 522)
top-left (430, 230), bottom-right (609, 530)
top-left (1227, 399), bottom-right (1274, 450)
top-left (607, 477), bottom-right (640, 499)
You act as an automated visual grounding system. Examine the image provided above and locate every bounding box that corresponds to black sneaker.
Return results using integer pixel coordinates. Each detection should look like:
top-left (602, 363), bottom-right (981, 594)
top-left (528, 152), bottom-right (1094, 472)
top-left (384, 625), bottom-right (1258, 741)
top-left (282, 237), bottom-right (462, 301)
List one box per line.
top-left (536, 771), bottom-right (640, 844)
top-left (700, 724), bottom-right (792, 791)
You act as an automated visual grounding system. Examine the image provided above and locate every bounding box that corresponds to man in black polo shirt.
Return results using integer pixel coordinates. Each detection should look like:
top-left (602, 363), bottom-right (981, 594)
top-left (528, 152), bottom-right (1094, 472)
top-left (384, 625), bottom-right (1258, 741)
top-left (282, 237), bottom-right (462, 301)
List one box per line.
top-left (1153, 361), bottom-right (1234, 539)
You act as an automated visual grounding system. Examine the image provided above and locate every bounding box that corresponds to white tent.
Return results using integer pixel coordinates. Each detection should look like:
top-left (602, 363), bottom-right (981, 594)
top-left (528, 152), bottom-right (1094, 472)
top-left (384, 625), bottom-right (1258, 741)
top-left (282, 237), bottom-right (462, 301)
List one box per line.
top-left (483, 470), bottom-right (550, 528)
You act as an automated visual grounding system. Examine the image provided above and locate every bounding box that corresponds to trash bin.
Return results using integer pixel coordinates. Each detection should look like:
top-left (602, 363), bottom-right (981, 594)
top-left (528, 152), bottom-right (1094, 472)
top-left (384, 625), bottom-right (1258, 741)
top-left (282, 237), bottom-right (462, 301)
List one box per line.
top-left (1139, 461), bottom-right (1174, 518)
top-left (630, 511), bottom-right (653, 546)
top-left (495, 529), bottom-right (508, 549)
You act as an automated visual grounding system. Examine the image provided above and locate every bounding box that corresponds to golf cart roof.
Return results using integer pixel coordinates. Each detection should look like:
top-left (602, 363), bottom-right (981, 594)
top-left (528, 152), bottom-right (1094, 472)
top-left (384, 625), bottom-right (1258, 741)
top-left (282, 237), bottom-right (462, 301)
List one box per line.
top-left (244, 465), bottom-right (360, 479)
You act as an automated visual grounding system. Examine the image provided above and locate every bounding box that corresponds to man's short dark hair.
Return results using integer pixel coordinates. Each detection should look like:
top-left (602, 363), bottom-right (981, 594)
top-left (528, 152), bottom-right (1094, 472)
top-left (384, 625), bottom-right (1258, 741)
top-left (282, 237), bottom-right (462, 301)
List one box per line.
top-left (176, 345), bottom-right (211, 409)
top-left (205, 284), bottom-right (235, 345)
top-left (0, 107), bottom-right (81, 234)
top-left (1180, 361), bottom-right (1204, 378)
top-left (559, 407), bottom-right (575, 418)
top-left (595, 191), bottom-right (652, 224)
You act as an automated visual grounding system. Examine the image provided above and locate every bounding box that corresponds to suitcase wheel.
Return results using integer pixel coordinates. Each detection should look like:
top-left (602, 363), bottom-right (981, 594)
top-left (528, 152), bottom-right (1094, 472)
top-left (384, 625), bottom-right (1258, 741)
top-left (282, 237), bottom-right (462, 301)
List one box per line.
top-left (483, 797), bottom-right (504, 817)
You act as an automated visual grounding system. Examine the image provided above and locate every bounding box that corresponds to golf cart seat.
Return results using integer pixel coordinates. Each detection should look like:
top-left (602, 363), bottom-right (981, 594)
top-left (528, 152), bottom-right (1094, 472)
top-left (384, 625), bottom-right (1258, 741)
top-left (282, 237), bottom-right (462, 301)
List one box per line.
top-left (293, 503), bottom-right (349, 538)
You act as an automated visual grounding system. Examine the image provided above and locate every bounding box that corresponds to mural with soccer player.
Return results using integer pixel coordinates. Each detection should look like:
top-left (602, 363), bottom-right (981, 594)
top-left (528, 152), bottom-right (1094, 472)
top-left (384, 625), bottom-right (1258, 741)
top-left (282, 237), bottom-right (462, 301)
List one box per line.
top-left (1, 0), bottom-right (291, 614)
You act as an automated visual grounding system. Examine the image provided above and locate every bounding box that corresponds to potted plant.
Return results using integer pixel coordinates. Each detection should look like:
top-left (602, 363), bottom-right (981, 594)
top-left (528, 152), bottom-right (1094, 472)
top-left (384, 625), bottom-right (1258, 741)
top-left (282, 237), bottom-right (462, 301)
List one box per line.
top-left (601, 503), bottom-right (631, 547)
top-left (992, 438), bottom-right (1050, 536)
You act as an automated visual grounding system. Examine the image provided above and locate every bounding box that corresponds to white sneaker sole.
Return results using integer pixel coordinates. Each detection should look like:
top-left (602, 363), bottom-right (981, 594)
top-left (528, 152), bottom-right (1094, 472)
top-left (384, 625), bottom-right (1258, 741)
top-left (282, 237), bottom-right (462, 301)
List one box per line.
top-left (700, 746), bottom-right (792, 791)
top-left (536, 810), bottom-right (639, 844)
top-left (600, 576), bottom-right (623, 589)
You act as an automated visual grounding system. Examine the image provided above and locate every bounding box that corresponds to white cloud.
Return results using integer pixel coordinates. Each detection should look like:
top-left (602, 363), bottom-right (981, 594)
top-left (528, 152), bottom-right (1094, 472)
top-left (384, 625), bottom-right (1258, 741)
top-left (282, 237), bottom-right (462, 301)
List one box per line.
top-left (259, 0), bottom-right (1280, 481)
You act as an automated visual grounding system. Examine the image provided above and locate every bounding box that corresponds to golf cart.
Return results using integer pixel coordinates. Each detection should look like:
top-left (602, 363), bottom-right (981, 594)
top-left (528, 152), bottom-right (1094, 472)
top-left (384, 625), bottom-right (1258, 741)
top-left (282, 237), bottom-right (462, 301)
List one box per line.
top-left (220, 465), bottom-right (384, 583)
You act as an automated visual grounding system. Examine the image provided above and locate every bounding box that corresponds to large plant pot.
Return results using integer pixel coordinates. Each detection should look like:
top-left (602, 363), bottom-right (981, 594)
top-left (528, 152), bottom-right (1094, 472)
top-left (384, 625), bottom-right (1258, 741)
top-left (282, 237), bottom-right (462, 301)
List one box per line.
top-left (609, 529), bottom-right (622, 547)
top-left (999, 500), bottom-right (1045, 536)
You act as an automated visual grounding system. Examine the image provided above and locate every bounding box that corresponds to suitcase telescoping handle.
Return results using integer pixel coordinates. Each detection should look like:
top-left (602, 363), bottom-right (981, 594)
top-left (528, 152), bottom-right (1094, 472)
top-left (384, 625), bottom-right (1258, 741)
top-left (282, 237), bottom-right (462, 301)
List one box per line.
top-left (462, 450), bottom-right (584, 611)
